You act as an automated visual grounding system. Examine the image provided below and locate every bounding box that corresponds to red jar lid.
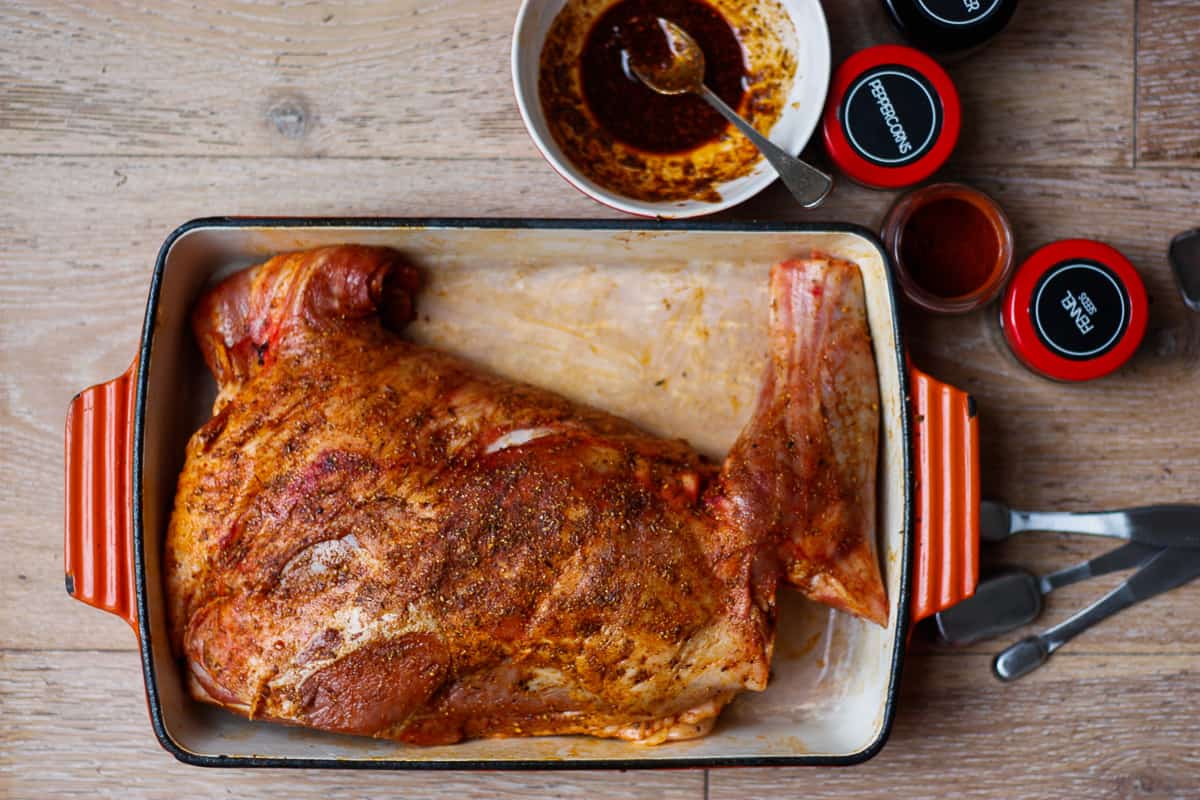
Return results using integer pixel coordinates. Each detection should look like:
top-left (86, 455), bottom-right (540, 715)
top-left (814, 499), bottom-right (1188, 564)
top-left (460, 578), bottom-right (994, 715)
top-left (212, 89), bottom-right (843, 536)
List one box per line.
top-left (822, 44), bottom-right (961, 190)
top-left (1001, 239), bottom-right (1149, 382)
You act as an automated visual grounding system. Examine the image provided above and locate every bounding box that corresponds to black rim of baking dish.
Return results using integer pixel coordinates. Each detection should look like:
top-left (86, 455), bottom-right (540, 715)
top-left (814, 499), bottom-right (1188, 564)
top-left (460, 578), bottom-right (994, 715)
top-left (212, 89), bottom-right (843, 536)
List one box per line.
top-left (134, 217), bottom-right (914, 769)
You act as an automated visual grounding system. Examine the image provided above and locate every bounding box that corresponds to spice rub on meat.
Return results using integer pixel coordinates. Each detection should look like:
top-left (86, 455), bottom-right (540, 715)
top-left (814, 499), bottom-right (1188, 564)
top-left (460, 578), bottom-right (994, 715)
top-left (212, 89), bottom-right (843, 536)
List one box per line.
top-left (166, 245), bottom-right (887, 745)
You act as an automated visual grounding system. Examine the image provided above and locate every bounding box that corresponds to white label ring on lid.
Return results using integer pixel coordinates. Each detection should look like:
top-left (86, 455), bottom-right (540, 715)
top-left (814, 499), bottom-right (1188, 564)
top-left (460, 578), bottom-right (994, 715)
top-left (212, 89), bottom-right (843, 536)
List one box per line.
top-left (914, 0), bottom-right (1004, 26)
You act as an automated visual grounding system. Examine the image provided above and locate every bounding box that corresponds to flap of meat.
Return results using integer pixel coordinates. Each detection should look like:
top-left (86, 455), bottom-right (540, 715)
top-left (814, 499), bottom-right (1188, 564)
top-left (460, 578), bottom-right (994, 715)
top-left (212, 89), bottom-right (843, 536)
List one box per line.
top-left (715, 259), bottom-right (888, 626)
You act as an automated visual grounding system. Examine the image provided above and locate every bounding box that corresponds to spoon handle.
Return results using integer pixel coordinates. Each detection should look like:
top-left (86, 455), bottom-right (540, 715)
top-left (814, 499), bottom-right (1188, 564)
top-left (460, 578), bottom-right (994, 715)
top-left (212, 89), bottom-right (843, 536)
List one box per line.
top-left (1036, 541), bottom-right (1157, 594)
top-left (994, 547), bottom-right (1200, 681)
top-left (981, 500), bottom-right (1200, 549)
top-left (993, 577), bottom-right (1141, 681)
top-left (698, 85), bottom-right (833, 208)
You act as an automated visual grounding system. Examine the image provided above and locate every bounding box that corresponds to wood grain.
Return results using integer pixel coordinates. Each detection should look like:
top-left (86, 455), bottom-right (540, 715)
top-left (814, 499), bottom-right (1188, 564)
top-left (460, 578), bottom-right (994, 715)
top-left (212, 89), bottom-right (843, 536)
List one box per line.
top-left (0, 0), bottom-right (1134, 166)
top-left (709, 652), bottom-right (1200, 800)
top-left (823, 0), bottom-right (1138, 168)
top-left (2, 0), bottom-right (1199, 795)
top-left (4, 649), bottom-right (1196, 799)
top-left (0, 1), bottom-right (529, 159)
top-left (1136, 0), bottom-right (1200, 165)
top-left (0, 650), bottom-right (705, 800)
top-left (4, 157), bottom-right (1200, 656)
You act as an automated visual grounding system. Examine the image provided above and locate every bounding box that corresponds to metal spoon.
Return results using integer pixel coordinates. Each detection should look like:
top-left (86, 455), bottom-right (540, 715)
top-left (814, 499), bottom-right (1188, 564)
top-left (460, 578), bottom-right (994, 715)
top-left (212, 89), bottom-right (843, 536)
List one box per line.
top-left (980, 499), bottom-right (1200, 550)
top-left (624, 17), bottom-right (833, 208)
top-left (934, 542), bottom-right (1159, 645)
top-left (994, 546), bottom-right (1200, 681)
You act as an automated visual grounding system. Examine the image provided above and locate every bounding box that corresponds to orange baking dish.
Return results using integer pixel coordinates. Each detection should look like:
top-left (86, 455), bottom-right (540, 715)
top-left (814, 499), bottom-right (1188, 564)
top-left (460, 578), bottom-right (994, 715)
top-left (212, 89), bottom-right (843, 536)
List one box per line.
top-left (65, 218), bottom-right (977, 768)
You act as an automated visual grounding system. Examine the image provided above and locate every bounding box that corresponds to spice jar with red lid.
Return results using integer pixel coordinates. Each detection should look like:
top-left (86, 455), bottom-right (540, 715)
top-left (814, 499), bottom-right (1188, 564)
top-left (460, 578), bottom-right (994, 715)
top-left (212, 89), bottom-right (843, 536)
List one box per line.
top-left (1001, 239), bottom-right (1149, 382)
top-left (822, 45), bottom-right (962, 190)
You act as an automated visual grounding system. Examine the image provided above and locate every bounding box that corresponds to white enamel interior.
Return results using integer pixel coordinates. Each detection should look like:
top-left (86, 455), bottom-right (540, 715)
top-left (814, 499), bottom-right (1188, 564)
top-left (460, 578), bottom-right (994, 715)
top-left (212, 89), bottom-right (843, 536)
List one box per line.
top-left (511, 0), bottom-right (831, 218)
top-left (139, 224), bottom-right (908, 765)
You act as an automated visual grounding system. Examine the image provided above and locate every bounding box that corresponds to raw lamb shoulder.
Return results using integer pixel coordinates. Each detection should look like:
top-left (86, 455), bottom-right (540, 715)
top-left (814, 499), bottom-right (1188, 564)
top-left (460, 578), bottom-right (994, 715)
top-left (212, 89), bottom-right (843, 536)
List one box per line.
top-left (165, 245), bottom-right (887, 745)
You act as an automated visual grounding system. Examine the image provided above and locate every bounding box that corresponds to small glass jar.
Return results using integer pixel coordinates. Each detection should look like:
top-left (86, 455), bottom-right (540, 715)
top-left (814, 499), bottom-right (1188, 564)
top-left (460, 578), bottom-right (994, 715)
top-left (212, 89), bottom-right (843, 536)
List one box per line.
top-left (881, 182), bottom-right (1014, 314)
top-left (882, 0), bottom-right (1020, 57)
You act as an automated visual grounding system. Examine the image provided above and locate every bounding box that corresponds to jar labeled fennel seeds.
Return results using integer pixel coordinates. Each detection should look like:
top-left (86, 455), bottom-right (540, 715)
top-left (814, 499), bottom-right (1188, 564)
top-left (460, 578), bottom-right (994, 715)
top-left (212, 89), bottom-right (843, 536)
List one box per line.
top-left (1001, 240), bottom-right (1149, 382)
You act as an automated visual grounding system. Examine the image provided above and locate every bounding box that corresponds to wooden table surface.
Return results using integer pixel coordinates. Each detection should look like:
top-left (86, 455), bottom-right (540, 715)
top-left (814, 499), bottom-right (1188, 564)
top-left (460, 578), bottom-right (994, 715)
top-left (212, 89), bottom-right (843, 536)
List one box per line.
top-left (3, 1), bottom-right (1199, 797)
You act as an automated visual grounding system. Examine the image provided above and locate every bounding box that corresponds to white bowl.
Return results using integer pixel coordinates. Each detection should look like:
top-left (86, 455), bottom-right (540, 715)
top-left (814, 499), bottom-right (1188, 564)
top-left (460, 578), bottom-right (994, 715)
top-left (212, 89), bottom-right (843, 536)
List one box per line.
top-left (511, 0), bottom-right (831, 219)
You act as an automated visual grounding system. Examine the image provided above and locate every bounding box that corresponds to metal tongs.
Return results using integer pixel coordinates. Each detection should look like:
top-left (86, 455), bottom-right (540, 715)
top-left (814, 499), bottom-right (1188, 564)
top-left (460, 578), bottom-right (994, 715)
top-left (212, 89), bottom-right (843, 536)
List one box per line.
top-left (934, 500), bottom-right (1200, 680)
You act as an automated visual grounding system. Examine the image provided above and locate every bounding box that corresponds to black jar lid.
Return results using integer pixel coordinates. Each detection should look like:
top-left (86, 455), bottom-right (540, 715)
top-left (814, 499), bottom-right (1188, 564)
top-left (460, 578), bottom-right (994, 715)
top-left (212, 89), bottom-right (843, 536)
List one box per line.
top-left (883, 0), bottom-right (1020, 53)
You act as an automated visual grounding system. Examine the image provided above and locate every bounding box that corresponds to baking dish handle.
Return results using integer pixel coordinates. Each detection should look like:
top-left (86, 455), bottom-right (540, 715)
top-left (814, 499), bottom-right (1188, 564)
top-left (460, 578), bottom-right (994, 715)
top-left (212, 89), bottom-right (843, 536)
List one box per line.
top-left (64, 360), bottom-right (139, 634)
top-left (908, 364), bottom-right (980, 624)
